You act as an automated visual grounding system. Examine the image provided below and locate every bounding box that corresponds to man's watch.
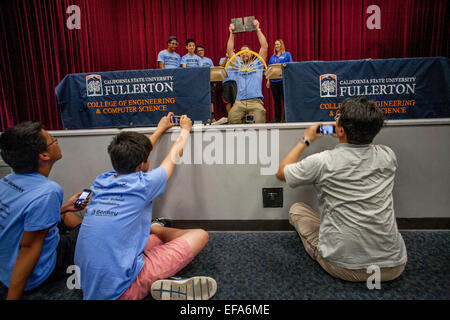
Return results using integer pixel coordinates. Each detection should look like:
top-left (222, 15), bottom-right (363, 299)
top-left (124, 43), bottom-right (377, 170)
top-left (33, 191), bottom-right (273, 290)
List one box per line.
top-left (301, 137), bottom-right (310, 146)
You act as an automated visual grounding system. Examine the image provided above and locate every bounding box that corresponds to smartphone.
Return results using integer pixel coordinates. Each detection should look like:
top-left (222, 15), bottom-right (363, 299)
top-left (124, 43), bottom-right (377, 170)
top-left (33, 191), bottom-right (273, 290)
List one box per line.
top-left (317, 124), bottom-right (336, 135)
top-left (171, 115), bottom-right (181, 125)
top-left (74, 189), bottom-right (92, 208)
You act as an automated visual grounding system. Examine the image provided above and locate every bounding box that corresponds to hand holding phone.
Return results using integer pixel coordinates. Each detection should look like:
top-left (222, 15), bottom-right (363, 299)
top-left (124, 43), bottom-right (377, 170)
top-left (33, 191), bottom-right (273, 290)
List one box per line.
top-left (74, 189), bottom-right (92, 208)
top-left (316, 124), bottom-right (336, 135)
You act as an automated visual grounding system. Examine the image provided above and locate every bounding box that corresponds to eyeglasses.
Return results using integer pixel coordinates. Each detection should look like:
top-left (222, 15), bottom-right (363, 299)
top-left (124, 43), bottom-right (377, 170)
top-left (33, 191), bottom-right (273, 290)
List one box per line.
top-left (47, 137), bottom-right (58, 147)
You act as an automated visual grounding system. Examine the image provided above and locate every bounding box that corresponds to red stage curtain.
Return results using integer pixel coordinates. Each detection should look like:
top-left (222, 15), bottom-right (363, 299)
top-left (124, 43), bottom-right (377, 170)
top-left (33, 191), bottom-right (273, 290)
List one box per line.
top-left (0, 0), bottom-right (448, 131)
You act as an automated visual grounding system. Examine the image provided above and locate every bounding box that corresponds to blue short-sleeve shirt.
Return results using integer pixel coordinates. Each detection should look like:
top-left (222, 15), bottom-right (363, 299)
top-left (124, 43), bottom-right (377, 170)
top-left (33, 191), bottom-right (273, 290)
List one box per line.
top-left (0, 173), bottom-right (62, 290)
top-left (199, 57), bottom-right (214, 67)
top-left (74, 167), bottom-right (167, 300)
top-left (157, 50), bottom-right (181, 69)
top-left (234, 57), bottom-right (265, 100)
top-left (181, 54), bottom-right (202, 67)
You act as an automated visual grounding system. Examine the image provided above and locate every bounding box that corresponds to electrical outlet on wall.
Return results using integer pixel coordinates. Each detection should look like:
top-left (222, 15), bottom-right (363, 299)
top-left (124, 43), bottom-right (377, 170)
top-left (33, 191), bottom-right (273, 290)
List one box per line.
top-left (262, 188), bottom-right (283, 208)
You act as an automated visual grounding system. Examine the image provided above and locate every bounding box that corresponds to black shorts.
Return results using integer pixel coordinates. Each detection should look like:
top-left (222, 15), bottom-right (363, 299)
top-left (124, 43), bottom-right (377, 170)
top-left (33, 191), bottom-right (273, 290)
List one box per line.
top-left (210, 83), bottom-right (215, 102)
top-left (222, 80), bottom-right (237, 104)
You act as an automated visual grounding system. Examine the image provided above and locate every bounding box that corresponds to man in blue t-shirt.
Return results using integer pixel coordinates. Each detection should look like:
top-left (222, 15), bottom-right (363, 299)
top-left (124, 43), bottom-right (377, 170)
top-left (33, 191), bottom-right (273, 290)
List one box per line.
top-left (157, 36), bottom-right (181, 69)
top-left (181, 38), bottom-right (202, 68)
top-left (0, 121), bottom-right (89, 300)
top-left (219, 51), bottom-right (237, 115)
top-left (195, 45), bottom-right (216, 117)
top-left (226, 19), bottom-right (268, 124)
top-left (195, 45), bottom-right (214, 68)
top-left (74, 113), bottom-right (216, 300)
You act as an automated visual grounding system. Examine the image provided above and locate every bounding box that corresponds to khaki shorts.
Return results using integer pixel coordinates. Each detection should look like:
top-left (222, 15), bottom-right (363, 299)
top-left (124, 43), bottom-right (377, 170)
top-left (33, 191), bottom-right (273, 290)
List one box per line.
top-left (289, 202), bottom-right (406, 282)
top-left (228, 98), bottom-right (266, 124)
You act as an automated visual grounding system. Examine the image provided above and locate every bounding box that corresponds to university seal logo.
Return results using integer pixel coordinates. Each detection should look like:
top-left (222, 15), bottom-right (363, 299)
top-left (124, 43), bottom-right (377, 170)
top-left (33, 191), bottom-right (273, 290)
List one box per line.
top-left (320, 74), bottom-right (337, 97)
top-left (86, 74), bottom-right (103, 97)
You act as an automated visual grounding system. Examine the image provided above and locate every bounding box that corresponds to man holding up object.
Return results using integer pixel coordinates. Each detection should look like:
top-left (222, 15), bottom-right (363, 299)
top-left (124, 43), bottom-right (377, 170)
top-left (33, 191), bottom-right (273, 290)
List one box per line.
top-left (226, 19), bottom-right (268, 124)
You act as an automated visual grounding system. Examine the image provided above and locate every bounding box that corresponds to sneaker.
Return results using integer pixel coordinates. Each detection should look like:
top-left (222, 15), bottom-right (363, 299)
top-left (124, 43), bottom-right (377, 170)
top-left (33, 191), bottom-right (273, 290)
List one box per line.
top-left (151, 276), bottom-right (217, 300)
top-left (151, 217), bottom-right (172, 228)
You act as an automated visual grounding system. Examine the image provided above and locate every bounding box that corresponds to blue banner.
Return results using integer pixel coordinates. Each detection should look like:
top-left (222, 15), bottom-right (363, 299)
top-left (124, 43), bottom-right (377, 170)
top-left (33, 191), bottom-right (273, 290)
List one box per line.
top-left (283, 57), bottom-right (450, 122)
top-left (56, 68), bottom-right (211, 129)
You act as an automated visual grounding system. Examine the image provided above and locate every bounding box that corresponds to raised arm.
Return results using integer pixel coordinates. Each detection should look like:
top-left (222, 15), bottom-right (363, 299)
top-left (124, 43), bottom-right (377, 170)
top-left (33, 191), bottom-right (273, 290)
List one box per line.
top-left (276, 123), bottom-right (322, 180)
top-left (253, 19), bottom-right (268, 61)
top-left (150, 112), bottom-right (175, 147)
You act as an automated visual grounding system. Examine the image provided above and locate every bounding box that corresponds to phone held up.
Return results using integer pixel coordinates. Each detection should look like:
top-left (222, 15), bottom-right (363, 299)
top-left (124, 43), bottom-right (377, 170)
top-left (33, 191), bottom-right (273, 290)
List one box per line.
top-left (317, 124), bottom-right (336, 135)
top-left (74, 189), bottom-right (92, 208)
top-left (171, 115), bottom-right (181, 125)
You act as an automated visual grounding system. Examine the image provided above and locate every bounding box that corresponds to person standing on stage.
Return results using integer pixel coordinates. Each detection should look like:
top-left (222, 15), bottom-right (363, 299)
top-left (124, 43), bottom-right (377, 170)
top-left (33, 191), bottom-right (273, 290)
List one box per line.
top-left (181, 39), bottom-right (202, 68)
top-left (266, 39), bottom-right (293, 122)
top-left (157, 36), bottom-right (181, 69)
top-left (219, 50), bottom-right (237, 116)
top-left (196, 45), bottom-right (214, 68)
top-left (195, 45), bottom-right (216, 118)
top-left (226, 19), bottom-right (268, 124)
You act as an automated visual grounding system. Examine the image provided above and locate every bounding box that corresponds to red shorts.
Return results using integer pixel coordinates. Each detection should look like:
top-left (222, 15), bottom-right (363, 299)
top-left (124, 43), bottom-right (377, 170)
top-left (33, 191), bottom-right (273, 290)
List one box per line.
top-left (118, 234), bottom-right (194, 300)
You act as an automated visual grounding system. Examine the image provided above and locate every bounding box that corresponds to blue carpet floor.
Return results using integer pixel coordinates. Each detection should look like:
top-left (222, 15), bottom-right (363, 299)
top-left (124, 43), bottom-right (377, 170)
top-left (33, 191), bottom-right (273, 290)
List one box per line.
top-left (2, 231), bottom-right (449, 300)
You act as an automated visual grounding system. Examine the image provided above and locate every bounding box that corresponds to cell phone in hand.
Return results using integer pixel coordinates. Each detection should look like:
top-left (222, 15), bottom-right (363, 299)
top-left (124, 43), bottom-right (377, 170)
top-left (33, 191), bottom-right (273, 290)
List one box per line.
top-left (317, 124), bottom-right (336, 135)
top-left (171, 115), bottom-right (181, 125)
top-left (74, 189), bottom-right (92, 208)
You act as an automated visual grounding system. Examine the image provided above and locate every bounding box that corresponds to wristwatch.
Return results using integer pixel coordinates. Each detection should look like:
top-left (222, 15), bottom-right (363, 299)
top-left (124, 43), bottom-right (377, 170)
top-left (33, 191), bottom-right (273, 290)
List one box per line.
top-left (301, 137), bottom-right (310, 146)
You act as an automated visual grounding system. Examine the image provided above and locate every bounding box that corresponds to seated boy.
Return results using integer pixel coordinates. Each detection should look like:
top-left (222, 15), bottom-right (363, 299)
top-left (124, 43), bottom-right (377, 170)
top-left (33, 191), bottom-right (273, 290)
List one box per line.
top-left (0, 121), bottom-right (88, 300)
top-left (181, 38), bottom-right (202, 68)
top-left (74, 113), bottom-right (216, 300)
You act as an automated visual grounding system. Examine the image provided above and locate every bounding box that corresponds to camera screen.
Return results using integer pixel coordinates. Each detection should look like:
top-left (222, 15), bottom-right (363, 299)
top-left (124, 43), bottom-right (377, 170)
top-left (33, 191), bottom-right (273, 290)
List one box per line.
top-left (318, 125), bottom-right (335, 135)
top-left (78, 191), bottom-right (90, 201)
top-left (171, 116), bottom-right (180, 124)
top-left (75, 190), bottom-right (91, 206)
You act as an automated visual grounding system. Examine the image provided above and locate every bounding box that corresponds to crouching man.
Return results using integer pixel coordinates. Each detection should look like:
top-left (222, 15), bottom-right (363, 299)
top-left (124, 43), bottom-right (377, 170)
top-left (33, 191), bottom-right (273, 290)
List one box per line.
top-left (276, 97), bottom-right (407, 282)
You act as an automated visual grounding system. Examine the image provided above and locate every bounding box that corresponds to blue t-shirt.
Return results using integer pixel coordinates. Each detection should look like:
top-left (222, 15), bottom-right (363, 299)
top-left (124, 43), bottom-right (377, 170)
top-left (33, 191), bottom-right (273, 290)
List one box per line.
top-left (219, 57), bottom-right (236, 83)
top-left (268, 52), bottom-right (293, 83)
top-left (0, 173), bottom-right (62, 290)
top-left (157, 50), bottom-right (181, 69)
top-left (181, 54), bottom-right (202, 67)
top-left (234, 57), bottom-right (265, 101)
top-left (199, 57), bottom-right (214, 68)
top-left (74, 167), bottom-right (167, 300)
